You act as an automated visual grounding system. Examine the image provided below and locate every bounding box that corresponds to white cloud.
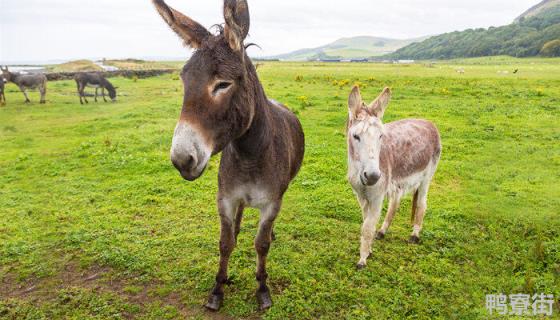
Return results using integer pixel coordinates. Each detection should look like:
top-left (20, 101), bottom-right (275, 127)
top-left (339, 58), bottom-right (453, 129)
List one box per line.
top-left (0, 0), bottom-right (539, 63)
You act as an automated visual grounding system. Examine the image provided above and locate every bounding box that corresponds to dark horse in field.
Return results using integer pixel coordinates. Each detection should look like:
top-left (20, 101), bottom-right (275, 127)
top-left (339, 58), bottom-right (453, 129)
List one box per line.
top-left (0, 76), bottom-right (6, 105)
top-left (74, 72), bottom-right (117, 104)
top-left (1, 66), bottom-right (47, 104)
top-left (153, 0), bottom-right (305, 311)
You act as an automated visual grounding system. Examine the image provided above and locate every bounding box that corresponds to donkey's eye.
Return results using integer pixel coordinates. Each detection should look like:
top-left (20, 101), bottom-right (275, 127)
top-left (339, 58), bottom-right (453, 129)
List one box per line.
top-left (212, 81), bottom-right (233, 96)
top-left (353, 134), bottom-right (361, 142)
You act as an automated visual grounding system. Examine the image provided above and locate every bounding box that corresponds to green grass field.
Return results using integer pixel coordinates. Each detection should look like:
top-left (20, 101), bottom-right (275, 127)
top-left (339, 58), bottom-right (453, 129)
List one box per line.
top-left (1, 58), bottom-right (559, 319)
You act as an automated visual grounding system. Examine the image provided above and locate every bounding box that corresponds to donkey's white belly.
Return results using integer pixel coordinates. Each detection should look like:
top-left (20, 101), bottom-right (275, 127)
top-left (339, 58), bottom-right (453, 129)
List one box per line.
top-left (229, 184), bottom-right (273, 210)
top-left (86, 84), bottom-right (101, 88)
top-left (386, 167), bottom-right (433, 198)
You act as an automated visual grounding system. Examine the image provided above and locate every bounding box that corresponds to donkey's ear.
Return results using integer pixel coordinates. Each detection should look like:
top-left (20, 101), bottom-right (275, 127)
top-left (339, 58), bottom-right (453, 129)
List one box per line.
top-left (224, 0), bottom-right (250, 52)
top-left (368, 87), bottom-right (391, 119)
top-left (152, 0), bottom-right (211, 49)
top-left (348, 86), bottom-right (362, 118)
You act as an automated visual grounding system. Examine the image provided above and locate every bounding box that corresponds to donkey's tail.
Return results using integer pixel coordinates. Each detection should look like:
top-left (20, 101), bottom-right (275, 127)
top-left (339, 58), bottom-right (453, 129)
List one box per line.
top-left (411, 190), bottom-right (419, 224)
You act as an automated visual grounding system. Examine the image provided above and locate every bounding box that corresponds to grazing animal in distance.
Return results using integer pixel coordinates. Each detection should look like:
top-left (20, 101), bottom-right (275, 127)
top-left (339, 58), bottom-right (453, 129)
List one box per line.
top-left (346, 86), bottom-right (441, 269)
top-left (74, 72), bottom-right (117, 104)
top-left (0, 76), bottom-right (6, 105)
top-left (1, 66), bottom-right (47, 104)
top-left (152, 0), bottom-right (305, 311)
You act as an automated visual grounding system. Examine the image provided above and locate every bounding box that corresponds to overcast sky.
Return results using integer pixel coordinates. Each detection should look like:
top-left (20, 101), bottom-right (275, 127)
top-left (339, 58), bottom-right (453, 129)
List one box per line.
top-left (0, 0), bottom-right (539, 63)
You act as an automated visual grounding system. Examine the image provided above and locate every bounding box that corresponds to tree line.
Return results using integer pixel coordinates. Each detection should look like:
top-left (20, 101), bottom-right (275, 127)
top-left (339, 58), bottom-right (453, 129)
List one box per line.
top-left (389, 6), bottom-right (560, 60)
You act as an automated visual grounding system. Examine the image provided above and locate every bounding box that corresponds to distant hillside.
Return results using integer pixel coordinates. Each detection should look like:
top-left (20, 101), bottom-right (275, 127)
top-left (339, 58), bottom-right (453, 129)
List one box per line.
top-left (515, 0), bottom-right (560, 22)
top-left (389, 3), bottom-right (560, 60)
top-left (103, 59), bottom-right (182, 70)
top-left (46, 60), bottom-right (103, 73)
top-left (269, 36), bottom-right (428, 61)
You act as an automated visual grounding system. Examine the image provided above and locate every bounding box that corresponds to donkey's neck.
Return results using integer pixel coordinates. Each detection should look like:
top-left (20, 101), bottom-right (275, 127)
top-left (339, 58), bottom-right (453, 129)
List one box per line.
top-left (9, 72), bottom-right (21, 84)
top-left (230, 62), bottom-right (274, 158)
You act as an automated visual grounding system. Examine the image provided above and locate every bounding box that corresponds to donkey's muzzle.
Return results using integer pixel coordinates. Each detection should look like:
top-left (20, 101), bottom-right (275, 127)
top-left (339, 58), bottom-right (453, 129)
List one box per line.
top-left (362, 171), bottom-right (381, 186)
top-left (171, 146), bottom-right (209, 181)
top-left (172, 154), bottom-right (203, 181)
top-left (170, 122), bottom-right (211, 182)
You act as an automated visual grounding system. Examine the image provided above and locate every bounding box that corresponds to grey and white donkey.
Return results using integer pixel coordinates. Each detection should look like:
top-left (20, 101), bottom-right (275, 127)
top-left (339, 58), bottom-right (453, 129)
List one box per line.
top-left (0, 75), bottom-right (6, 105)
top-left (346, 86), bottom-right (441, 269)
top-left (1, 66), bottom-right (47, 104)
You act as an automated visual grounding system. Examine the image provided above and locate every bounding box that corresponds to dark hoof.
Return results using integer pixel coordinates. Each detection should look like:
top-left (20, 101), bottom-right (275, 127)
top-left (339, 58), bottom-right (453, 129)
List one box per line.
top-left (409, 235), bottom-right (421, 244)
top-left (271, 231), bottom-right (276, 241)
top-left (376, 231), bottom-right (385, 240)
top-left (256, 288), bottom-right (273, 311)
top-left (204, 293), bottom-right (224, 311)
top-left (356, 262), bottom-right (366, 270)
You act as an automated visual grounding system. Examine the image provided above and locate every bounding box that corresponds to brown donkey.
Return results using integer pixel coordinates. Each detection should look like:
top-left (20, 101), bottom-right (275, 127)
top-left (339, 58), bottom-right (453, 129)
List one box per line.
top-left (75, 72), bottom-right (117, 104)
top-left (346, 86), bottom-right (441, 269)
top-left (152, 0), bottom-right (305, 311)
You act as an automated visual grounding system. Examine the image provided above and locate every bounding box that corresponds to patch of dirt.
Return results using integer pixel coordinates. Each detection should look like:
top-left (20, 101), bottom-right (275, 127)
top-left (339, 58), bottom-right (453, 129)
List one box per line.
top-left (0, 262), bottom-right (237, 320)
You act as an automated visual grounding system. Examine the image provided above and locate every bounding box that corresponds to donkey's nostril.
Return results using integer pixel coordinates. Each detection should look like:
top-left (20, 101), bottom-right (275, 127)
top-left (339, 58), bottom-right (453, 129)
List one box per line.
top-left (171, 153), bottom-right (196, 172)
top-left (363, 171), bottom-right (381, 186)
top-left (185, 155), bottom-right (194, 170)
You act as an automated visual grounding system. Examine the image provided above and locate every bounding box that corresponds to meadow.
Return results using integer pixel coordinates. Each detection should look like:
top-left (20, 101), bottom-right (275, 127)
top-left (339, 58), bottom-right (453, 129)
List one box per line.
top-left (0, 57), bottom-right (559, 319)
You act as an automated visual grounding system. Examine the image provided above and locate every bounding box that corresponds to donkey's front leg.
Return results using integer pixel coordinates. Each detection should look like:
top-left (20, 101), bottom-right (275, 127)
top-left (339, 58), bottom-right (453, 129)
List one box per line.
top-left (205, 198), bottom-right (237, 311)
top-left (357, 195), bottom-right (383, 269)
top-left (20, 87), bottom-right (30, 103)
top-left (255, 201), bottom-right (281, 310)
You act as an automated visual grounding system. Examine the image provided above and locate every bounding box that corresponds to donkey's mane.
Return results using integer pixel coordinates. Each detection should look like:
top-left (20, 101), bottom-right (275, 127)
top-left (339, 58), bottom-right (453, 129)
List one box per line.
top-left (210, 24), bottom-right (225, 35)
top-left (206, 25), bottom-right (260, 51)
top-left (244, 43), bottom-right (261, 50)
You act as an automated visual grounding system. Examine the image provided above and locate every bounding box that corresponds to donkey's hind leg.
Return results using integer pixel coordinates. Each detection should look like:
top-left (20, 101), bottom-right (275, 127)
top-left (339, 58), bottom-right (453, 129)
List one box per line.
top-left (102, 88), bottom-right (107, 102)
top-left (78, 83), bottom-right (89, 104)
top-left (39, 85), bottom-right (46, 104)
top-left (76, 81), bottom-right (83, 104)
top-left (234, 203), bottom-right (245, 243)
top-left (409, 182), bottom-right (430, 244)
top-left (377, 195), bottom-right (401, 240)
top-left (94, 88), bottom-right (98, 102)
top-left (255, 201), bottom-right (281, 310)
top-left (81, 84), bottom-right (89, 104)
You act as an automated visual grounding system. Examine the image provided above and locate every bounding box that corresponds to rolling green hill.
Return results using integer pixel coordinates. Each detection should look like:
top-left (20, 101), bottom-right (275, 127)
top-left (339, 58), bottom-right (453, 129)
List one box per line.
top-left (270, 36), bottom-right (428, 61)
top-left (515, 0), bottom-right (560, 22)
top-left (390, 1), bottom-right (560, 60)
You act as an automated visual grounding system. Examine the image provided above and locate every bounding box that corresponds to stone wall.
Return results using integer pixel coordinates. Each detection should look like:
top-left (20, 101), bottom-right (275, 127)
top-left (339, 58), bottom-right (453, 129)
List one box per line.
top-left (45, 69), bottom-right (177, 81)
